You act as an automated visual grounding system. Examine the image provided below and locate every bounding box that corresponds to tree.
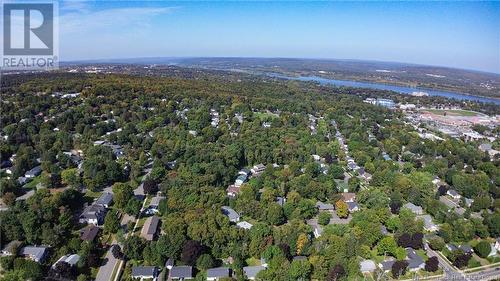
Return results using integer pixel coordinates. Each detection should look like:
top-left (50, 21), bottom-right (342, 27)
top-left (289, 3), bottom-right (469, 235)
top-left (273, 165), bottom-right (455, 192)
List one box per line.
top-left (181, 240), bottom-right (204, 266)
top-left (196, 254), bottom-right (214, 270)
top-left (2, 192), bottom-right (16, 206)
top-left (437, 185), bottom-right (448, 196)
top-left (397, 233), bottom-right (411, 248)
top-left (111, 245), bottom-right (124, 259)
top-left (266, 204), bottom-right (285, 225)
top-left (425, 256), bottom-right (439, 272)
top-left (428, 236), bottom-right (445, 251)
top-left (103, 210), bottom-right (120, 234)
top-left (123, 236), bottom-right (146, 260)
top-left (296, 233), bottom-right (308, 255)
top-left (474, 240), bottom-right (491, 258)
top-left (143, 179), bottom-right (158, 195)
top-left (112, 183), bottom-right (134, 209)
top-left (318, 212), bottom-right (331, 226)
top-left (288, 259), bottom-right (311, 281)
top-left (453, 253), bottom-right (471, 268)
top-left (326, 264), bottom-right (345, 281)
top-left (61, 168), bottom-right (80, 187)
top-left (391, 260), bottom-right (408, 278)
top-left (335, 200), bottom-right (348, 219)
top-left (377, 236), bottom-right (398, 257)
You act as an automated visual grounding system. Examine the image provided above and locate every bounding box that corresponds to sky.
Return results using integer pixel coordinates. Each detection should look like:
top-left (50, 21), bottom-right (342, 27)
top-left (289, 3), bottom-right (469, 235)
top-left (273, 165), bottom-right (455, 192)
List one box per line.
top-left (57, 1), bottom-right (500, 73)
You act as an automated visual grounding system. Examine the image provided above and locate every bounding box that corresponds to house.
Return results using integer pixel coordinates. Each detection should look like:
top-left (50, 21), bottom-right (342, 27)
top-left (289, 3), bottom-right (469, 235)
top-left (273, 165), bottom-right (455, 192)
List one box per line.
top-left (347, 202), bottom-right (360, 212)
top-left (403, 202), bottom-right (423, 215)
top-left (25, 166), bottom-right (42, 178)
top-left (140, 216), bottom-right (160, 241)
top-left (360, 260), bottom-right (376, 273)
top-left (276, 196), bottom-right (285, 207)
top-left (342, 193), bottom-right (356, 203)
top-left (447, 189), bottom-right (461, 200)
top-left (20, 246), bottom-right (48, 263)
top-left (238, 168), bottom-right (251, 176)
top-left (1, 240), bottom-right (21, 256)
top-left (243, 266), bottom-right (266, 280)
top-left (79, 225), bottom-right (99, 241)
top-left (420, 215), bottom-right (439, 232)
top-left (221, 206), bottom-right (240, 222)
top-left (316, 201), bottom-right (334, 211)
top-left (131, 266), bottom-right (159, 281)
top-left (95, 192), bottom-right (113, 208)
top-left (170, 266), bottom-right (193, 280)
top-left (382, 153), bottom-right (391, 161)
top-left (380, 225), bottom-right (389, 235)
top-left (53, 254), bottom-right (80, 268)
top-left (234, 174), bottom-right (247, 187)
top-left (406, 248), bottom-right (425, 271)
top-left (251, 164), bottom-right (266, 175)
top-left (465, 198), bottom-right (474, 208)
top-left (378, 260), bottom-right (395, 272)
top-left (207, 267), bottom-right (231, 281)
top-left (236, 221), bottom-right (253, 230)
top-left (496, 238), bottom-right (500, 252)
top-left (293, 256), bottom-right (307, 261)
top-left (488, 243), bottom-right (497, 257)
top-left (226, 185), bottom-right (240, 198)
top-left (446, 244), bottom-right (459, 252)
top-left (79, 204), bottom-right (107, 225)
top-left (307, 219), bottom-right (323, 238)
top-left (459, 244), bottom-right (474, 254)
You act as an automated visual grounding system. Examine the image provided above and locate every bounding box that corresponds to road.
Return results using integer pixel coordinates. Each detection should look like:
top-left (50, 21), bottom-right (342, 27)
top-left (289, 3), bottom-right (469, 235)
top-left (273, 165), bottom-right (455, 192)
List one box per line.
top-left (466, 267), bottom-right (500, 280)
top-left (95, 205), bottom-right (138, 281)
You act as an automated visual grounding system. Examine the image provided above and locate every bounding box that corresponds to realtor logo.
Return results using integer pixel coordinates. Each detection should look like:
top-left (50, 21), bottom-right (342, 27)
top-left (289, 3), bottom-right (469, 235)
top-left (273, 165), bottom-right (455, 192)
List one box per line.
top-left (2, 2), bottom-right (58, 69)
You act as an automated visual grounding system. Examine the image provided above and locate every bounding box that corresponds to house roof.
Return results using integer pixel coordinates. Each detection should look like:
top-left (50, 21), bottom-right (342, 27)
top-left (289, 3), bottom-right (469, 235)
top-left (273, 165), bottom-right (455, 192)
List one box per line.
top-left (379, 260), bottom-right (395, 271)
top-left (141, 216), bottom-right (160, 240)
top-left (80, 204), bottom-right (106, 220)
top-left (221, 206), bottom-right (239, 221)
top-left (447, 189), bottom-right (460, 196)
top-left (55, 254), bottom-right (80, 267)
top-left (236, 221), bottom-right (253, 230)
top-left (406, 248), bottom-right (424, 269)
top-left (360, 260), bottom-right (376, 272)
top-left (20, 246), bottom-right (47, 261)
top-left (80, 225), bottom-right (99, 241)
top-left (342, 193), bottom-right (356, 202)
top-left (293, 256), bottom-right (307, 261)
top-left (207, 267), bottom-right (231, 278)
top-left (170, 266), bottom-right (192, 278)
top-left (347, 202), bottom-right (359, 211)
top-left (25, 166), bottom-right (42, 177)
top-left (132, 266), bottom-right (158, 277)
top-left (459, 244), bottom-right (473, 253)
top-left (403, 202), bottom-right (423, 213)
top-left (95, 192), bottom-right (113, 206)
top-left (243, 266), bottom-right (265, 278)
top-left (316, 201), bottom-right (334, 210)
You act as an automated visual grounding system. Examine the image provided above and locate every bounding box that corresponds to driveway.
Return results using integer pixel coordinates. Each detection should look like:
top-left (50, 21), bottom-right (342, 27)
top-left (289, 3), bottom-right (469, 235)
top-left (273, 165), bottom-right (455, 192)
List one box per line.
top-left (95, 244), bottom-right (119, 281)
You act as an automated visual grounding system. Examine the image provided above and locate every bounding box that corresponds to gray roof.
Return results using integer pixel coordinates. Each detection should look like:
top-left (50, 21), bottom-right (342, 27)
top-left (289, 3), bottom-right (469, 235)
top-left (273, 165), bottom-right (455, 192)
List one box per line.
top-left (360, 260), bottom-right (376, 272)
top-left (403, 202), bottom-right (423, 214)
top-left (447, 189), bottom-right (460, 196)
top-left (141, 216), bottom-right (160, 240)
top-left (293, 256), bottom-right (307, 261)
top-left (170, 266), bottom-right (192, 278)
top-left (150, 196), bottom-right (165, 207)
top-left (95, 192), bottom-right (113, 206)
top-left (20, 246), bottom-right (47, 261)
top-left (459, 244), bottom-right (473, 253)
top-left (406, 248), bottom-right (424, 269)
top-left (25, 166), bottom-right (42, 177)
top-left (316, 201), bottom-right (334, 210)
top-left (56, 254), bottom-right (80, 267)
top-left (221, 206), bottom-right (239, 221)
top-left (347, 202), bottom-right (359, 211)
top-left (380, 260), bottom-right (395, 271)
top-left (243, 266), bottom-right (265, 279)
top-left (80, 225), bottom-right (99, 241)
top-left (207, 267), bottom-right (231, 278)
top-left (80, 204), bottom-right (106, 222)
top-left (132, 266), bottom-right (158, 277)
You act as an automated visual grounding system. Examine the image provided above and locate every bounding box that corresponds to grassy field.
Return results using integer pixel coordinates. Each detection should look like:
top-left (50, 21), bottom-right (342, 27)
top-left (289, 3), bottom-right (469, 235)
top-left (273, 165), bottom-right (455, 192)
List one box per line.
top-left (423, 109), bottom-right (479, 117)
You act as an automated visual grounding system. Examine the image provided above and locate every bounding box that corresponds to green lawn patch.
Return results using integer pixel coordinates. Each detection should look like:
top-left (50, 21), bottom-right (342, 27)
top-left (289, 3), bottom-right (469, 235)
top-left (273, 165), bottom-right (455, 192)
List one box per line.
top-left (245, 257), bottom-right (261, 266)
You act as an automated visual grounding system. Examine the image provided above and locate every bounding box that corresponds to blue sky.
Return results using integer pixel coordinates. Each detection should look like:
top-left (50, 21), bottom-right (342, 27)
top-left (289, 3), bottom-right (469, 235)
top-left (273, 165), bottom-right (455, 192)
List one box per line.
top-left (58, 1), bottom-right (500, 73)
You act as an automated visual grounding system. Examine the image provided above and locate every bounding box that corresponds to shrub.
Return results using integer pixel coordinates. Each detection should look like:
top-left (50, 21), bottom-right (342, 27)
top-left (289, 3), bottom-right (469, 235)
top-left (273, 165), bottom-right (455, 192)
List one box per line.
top-left (474, 240), bottom-right (491, 258)
top-left (318, 212), bottom-right (331, 226)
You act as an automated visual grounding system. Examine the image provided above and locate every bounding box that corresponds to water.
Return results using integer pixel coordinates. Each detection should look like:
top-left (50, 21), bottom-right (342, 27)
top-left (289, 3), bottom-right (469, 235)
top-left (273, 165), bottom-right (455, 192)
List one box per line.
top-left (267, 73), bottom-right (500, 105)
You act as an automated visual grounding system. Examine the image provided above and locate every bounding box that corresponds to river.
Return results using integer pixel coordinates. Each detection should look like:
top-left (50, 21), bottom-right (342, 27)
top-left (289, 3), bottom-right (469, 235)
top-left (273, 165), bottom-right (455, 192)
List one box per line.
top-left (267, 73), bottom-right (500, 105)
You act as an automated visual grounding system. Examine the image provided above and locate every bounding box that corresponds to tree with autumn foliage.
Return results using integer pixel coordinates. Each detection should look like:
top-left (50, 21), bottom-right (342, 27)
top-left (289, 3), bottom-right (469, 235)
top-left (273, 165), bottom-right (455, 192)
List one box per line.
top-left (336, 200), bottom-right (349, 218)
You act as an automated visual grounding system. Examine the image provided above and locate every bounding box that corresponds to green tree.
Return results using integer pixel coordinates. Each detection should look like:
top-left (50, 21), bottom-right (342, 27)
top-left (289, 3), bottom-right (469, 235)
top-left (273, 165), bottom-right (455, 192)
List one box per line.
top-left (103, 210), bottom-right (120, 234)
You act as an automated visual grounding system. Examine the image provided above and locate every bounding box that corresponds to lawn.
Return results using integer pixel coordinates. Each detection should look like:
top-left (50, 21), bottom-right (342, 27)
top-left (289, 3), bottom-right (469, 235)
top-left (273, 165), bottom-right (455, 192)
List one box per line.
top-left (423, 109), bottom-right (479, 117)
top-left (253, 111), bottom-right (279, 120)
top-left (245, 257), bottom-right (261, 266)
top-left (24, 176), bottom-right (42, 189)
